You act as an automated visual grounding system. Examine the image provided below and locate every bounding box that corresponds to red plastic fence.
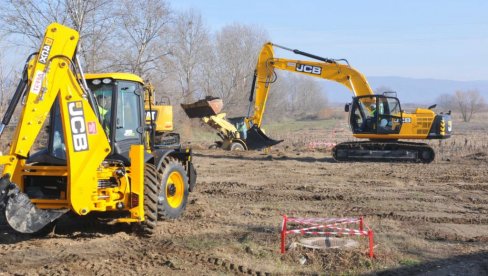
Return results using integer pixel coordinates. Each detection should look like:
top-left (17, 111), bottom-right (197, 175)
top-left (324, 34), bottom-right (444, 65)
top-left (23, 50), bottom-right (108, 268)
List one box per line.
top-left (281, 215), bottom-right (374, 258)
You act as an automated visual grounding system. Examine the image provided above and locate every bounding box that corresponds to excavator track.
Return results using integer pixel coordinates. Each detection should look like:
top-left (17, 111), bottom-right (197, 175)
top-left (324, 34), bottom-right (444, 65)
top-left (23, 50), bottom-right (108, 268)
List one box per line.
top-left (332, 141), bottom-right (435, 163)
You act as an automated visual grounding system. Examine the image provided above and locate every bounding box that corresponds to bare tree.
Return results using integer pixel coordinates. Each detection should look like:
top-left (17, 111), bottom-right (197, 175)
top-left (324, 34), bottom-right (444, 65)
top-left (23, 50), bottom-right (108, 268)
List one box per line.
top-left (0, 0), bottom-right (69, 48)
top-left (65, 0), bottom-right (114, 72)
top-left (274, 73), bottom-right (327, 119)
top-left (453, 90), bottom-right (486, 122)
top-left (0, 0), bottom-right (114, 71)
top-left (435, 93), bottom-right (455, 110)
top-left (211, 23), bottom-right (268, 115)
top-left (169, 9), bottom-right (210, 102)
top-left (112, 0), bottom-right (172, 78)
top-left (0, 52), bottom-right (17, 113)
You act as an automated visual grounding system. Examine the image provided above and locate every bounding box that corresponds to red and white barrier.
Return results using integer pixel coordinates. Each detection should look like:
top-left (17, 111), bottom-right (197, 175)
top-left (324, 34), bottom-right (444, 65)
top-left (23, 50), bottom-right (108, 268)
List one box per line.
top-left (281, 215), bottom-right (374, 258)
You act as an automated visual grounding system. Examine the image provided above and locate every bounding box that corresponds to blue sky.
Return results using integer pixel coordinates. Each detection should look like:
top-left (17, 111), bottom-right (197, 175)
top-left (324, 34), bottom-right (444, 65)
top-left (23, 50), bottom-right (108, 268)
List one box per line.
top-left (170, 0), bottom-right (488, 81)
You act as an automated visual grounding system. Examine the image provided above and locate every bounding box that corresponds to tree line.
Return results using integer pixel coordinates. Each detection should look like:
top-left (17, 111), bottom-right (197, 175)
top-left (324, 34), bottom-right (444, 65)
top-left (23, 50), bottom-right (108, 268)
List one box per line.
top-left (0, 0), bottom-right (327, 121)
top-left (1, 0), bottom-right (483, 124)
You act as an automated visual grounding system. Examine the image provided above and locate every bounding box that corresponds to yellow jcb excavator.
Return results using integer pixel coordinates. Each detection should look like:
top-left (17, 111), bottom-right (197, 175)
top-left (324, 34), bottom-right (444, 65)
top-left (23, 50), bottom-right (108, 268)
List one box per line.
top-left (0, 23), bottom-right (196, 235)
top-left (250, 42), bottom-right (452, 162)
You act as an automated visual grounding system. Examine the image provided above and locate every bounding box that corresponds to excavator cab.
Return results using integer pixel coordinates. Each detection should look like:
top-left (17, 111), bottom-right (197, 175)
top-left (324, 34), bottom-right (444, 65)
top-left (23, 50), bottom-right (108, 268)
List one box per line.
top-left (349, 95), bottom-right (402, 135)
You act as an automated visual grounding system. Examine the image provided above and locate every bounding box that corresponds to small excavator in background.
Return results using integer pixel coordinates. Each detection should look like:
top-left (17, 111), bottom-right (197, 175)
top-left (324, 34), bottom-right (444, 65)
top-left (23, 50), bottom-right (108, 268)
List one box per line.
top-left (181, 97), bottom-right (282, 151)
top-left (184, 42), bottom-right (452, 162)
top-left (0, 23), bottom-right (196, 235)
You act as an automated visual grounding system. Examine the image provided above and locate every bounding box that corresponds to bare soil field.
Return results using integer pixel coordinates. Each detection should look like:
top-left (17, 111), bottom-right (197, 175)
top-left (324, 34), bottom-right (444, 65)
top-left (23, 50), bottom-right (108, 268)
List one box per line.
top-left (0, 117), bottom-right (487, 275)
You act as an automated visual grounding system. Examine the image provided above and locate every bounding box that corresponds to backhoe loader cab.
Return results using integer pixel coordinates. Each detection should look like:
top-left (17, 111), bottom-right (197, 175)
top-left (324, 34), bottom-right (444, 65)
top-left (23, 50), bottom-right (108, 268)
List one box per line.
top-left (0, 23), bottom-right (196, 236)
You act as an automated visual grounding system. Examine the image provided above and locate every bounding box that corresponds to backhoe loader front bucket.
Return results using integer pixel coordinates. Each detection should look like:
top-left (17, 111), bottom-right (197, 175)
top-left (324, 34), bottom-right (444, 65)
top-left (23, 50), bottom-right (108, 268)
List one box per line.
top-left (0, 175), bottom-right (67, 234)
top-left (245, 125), bottom-right (283, 150)
top-left (181, 97), bottom-right (223, 118)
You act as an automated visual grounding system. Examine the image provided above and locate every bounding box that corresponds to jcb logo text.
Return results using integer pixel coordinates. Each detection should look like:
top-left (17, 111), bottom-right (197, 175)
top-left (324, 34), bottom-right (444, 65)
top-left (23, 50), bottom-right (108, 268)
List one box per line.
top-left (68, 101), bottom-right (89, 152)
top-left (296, 64), bottom-right (322, 75)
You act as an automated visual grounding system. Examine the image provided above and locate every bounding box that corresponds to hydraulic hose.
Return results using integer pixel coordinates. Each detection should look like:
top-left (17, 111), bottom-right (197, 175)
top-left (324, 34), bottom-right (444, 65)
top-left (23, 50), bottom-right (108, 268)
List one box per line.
top-left (0, 53), bottom-right (38, 137)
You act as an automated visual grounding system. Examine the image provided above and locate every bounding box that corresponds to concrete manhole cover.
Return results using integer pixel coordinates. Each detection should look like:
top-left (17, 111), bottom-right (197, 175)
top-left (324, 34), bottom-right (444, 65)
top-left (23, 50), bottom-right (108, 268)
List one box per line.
top-left (291, 237), bottom-right (359, 250)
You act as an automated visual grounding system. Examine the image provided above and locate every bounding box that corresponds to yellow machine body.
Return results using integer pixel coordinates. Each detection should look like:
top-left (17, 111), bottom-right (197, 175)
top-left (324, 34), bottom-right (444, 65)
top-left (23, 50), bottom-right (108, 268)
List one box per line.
top-left (0, 24), bottom-right (144, 221)
top-left (252, 42), bottom-right (452, 141)
top-left (0, 23), bottom-right (196, 234)
top-left (143, 83), bottom-right (174, 133)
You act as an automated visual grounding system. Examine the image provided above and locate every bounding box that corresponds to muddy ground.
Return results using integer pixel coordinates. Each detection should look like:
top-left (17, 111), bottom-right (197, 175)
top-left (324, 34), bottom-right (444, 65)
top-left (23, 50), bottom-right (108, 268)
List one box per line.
top-left (0, 115), bottom-right (487, 275)
top-left (0, 145), bottom-right (486, 275)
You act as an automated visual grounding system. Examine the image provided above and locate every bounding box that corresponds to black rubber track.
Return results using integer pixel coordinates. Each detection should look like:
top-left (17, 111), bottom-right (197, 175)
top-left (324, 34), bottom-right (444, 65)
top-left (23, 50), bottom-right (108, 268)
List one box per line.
top-left (332, 141), bottom-right (435, 163)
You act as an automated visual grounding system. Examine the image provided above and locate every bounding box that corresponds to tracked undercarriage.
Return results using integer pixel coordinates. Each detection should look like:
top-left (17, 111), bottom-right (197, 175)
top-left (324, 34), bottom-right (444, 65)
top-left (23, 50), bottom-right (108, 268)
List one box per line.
top-left (332, 141), bottom-right (435, 163)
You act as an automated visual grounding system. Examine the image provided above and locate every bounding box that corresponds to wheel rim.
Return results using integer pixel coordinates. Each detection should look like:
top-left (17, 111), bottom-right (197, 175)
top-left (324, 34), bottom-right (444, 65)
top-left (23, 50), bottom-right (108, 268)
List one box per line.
top-left (232, 143), bottom-right (243, 151)
top-left (166, 171), bottom-right (184, 208)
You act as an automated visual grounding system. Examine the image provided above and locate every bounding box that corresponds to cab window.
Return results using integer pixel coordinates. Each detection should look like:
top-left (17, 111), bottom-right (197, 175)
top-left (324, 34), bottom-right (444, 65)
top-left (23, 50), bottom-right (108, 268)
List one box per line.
top-left (115, 81), bottom-right (142, 142)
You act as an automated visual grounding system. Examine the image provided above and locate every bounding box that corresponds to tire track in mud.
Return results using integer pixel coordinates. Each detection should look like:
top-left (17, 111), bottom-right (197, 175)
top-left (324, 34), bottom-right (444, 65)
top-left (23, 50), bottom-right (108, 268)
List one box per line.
top-left (32, 237), bottom-right (272, 276)
top-left (201, 182), bottom-right (485, 208)
top-left (448, 183), bottom-right (488, 192)
top-left (370, 212), bottom-right (488, 225)
top-left (127, 238), bottom-right (272, 276)
top-left (0, 223), bottom-right (271, 275)
top-left (419, 231), bottom-right (488, 243)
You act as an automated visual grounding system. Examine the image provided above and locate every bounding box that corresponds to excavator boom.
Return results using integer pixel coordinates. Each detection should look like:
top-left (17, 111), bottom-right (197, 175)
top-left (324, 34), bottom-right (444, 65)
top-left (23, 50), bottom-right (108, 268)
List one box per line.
top-left (249, 42), bottom-right (374, 127)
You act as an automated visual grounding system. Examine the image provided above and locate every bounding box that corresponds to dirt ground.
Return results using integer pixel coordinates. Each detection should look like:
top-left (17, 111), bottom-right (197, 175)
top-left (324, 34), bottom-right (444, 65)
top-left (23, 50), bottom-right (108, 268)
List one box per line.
top-left (0, 119), bottom-right (487, 275)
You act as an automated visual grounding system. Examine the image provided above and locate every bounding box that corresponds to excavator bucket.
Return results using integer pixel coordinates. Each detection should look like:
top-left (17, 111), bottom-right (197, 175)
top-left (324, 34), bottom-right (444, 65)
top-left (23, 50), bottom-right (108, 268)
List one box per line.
top-left (0, 175), bottom-right (68, 233)
top-left (245, 125), bottom-right (283, 150)
top-left (181, 97), bottom-right (223, 118)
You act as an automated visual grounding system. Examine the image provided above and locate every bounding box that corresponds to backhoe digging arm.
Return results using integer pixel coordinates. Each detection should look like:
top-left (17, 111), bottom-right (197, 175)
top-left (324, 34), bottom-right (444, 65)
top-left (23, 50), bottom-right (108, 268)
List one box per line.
top-left (0, 23), bottom-right (110, 233)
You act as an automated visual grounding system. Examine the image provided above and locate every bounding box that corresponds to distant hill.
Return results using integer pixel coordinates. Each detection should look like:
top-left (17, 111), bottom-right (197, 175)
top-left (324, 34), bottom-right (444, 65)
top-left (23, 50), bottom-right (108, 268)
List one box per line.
top-left (324, 76), bottom-right (488, 105)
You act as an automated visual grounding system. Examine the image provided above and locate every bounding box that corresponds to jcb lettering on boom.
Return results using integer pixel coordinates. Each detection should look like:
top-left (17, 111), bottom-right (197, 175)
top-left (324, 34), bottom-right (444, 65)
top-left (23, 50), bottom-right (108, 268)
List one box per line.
top-left (296, 64), bottom-right (322, 75)
top-left (68, 101), bottom-right (89, 152)
top-left (38, 38), bottom-right (54, 64)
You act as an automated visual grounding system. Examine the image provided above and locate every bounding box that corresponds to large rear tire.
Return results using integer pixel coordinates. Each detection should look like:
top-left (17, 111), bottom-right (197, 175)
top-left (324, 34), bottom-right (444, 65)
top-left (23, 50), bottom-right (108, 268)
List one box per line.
top-left (141, 163), bottom-right (159, 236)
top-left (158, 158), bottom-right (189, 219)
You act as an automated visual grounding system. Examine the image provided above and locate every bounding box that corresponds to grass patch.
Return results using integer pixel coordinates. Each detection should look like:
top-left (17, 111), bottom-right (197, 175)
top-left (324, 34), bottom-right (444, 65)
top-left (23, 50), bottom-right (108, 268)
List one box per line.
top-left (399, 258), bottom-right (421, 266)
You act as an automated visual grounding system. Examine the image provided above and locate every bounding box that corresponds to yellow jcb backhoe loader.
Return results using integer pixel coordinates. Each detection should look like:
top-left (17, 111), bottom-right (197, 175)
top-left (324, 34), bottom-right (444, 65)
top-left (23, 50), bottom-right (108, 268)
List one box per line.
top-left (0, 23), bottom-right (196, 235)
top-left (249, 42), bottom-right (453, 162)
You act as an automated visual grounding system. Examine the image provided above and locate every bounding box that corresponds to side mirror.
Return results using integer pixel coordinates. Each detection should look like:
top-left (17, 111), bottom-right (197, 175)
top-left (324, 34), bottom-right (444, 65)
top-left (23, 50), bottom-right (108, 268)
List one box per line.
top-left (344, 103), bottom-right (351, 112)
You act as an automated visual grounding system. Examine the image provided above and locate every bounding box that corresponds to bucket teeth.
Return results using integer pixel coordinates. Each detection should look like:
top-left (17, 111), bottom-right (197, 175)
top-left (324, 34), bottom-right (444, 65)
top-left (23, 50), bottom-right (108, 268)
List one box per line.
top-left (245, 126), bottom-right (283, 150)
top-left (0, 174), bottom-right (68, 234)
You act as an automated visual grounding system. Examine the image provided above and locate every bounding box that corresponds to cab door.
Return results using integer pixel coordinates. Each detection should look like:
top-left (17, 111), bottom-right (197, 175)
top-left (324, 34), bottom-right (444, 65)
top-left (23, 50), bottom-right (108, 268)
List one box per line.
top-left (376, 96), bottom-right (402, 134)
top-left (349, 96), bottom-right (376, 134)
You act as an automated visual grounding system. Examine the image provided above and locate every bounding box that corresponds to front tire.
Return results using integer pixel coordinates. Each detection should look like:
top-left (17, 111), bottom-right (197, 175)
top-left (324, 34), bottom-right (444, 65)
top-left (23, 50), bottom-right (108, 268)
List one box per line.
top-left (141, 163), bottom-right (159, 236)
top-left (230, 142), bottom-right (245, 151)
top-left (158, 158), bottom-right (189, 219)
